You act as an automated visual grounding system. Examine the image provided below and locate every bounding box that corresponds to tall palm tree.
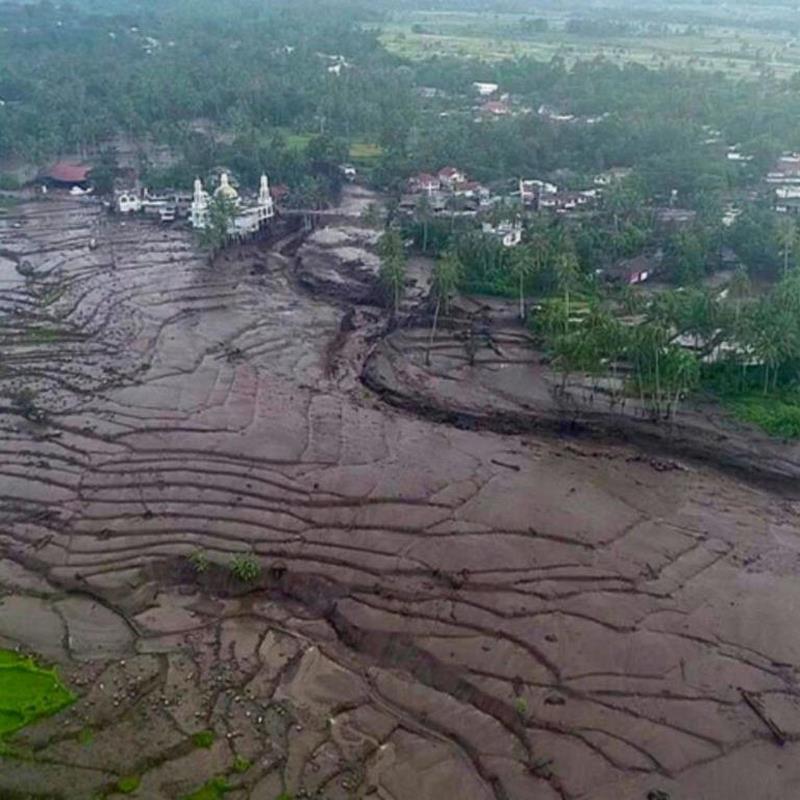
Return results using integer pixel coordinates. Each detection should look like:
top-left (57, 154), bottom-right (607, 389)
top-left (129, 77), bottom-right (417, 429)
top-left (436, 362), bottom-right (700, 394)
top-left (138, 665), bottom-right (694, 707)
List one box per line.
top-left (777, 217), bottom-right (798, 276)
top-left (508, 245), bottom-right (537, 321)
top-left (377, 231), bottom-right (407, 314)
top-left (427, 251), bottom-right (462, 365)
top-left (727, 266), bottom-right (752, 324)
top-left (416, 194), bottom-right (432, 253)
top-left (555, 249), bottom-right (580, 327)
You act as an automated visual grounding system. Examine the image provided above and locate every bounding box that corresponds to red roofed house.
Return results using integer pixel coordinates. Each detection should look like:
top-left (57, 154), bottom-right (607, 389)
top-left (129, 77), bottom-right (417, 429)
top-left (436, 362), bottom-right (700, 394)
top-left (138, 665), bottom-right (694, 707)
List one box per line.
top-left (605, 253), bottom-right (662, 286)
top-left (409, 172), bottom-right (440, 196)
top-left (438, 166), bottom-right (466, 188)
top-left (481, 100), bottom-right (510, 117)
top-left (42, 162), bottom-right (92, 189)
top-left (452, 180), bottom-right (485, 199)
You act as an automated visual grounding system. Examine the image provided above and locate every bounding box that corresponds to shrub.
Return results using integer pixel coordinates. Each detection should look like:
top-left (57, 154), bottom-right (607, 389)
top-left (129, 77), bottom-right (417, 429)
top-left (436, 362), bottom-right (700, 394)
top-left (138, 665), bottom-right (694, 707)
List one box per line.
top-left (192, 730), bottom-right (215, 748)
top-left (188, 549), bottom-right (210, 574)
top-left (514, 697), bottom-right (528, 718)
top-left (78, 727), bottom-right (94, 745)
top-left (231, 756), bottom-right (251, 774)
top-left (229, 553), bottom-right (261, 583)
top-left (10, 387), bottom-right (42, 421)
top-left (117, 775), bottom-right (141, 794)
top-left (180, 776), bottom-right (231, 800)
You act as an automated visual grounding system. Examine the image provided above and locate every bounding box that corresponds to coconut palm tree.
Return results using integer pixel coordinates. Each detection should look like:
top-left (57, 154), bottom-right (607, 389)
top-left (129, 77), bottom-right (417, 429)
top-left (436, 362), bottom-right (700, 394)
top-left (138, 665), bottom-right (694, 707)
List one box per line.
top-left (662, 346), bottom-right (700, 422)
top-left (777, 217), bottom-right (798, 276)
top-left (727, 266), bottom-right (752, 324)
top-left (378, 230), bottom-right (407, 314)
top-left (555, 249), bottom-right (580, 325)
top-left (427, 251), bottom-right (462, 365)
top-left (508, 245), bottom-right (538, 321)
top-left (416, 193), bottom-right (432, 253)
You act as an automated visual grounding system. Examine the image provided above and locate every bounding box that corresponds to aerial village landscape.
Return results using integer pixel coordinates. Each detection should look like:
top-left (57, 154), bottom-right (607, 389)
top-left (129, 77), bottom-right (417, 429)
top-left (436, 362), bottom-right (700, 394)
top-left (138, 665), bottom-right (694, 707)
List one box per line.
top-left (4, 1), bottom-right (800, 799)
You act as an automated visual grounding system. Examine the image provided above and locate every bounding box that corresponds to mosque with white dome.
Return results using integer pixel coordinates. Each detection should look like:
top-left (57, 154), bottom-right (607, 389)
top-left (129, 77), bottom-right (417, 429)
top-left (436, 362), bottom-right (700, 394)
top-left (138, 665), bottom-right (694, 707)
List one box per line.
top-left (190, 171), bottom-right (275, 238)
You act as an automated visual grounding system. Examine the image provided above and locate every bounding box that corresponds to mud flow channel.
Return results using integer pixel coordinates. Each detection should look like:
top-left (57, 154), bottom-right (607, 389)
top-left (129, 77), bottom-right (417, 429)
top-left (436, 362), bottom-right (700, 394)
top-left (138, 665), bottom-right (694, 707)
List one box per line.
top-left (1, 192), bottom-right (800, 800)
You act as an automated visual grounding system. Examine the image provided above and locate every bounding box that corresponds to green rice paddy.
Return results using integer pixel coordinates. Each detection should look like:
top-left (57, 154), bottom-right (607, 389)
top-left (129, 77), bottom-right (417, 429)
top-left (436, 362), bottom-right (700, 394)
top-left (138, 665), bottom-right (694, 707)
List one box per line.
top-left (0, 649), bottom-right (75, 739)
top-left (349, 141), bottom-right (383, 161)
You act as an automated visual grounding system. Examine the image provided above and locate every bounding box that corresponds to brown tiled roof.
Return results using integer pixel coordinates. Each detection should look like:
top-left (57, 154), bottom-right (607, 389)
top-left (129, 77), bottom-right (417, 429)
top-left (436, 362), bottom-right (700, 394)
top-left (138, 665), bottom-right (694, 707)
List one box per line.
top-left (45, 162), bottom-right (91, 183)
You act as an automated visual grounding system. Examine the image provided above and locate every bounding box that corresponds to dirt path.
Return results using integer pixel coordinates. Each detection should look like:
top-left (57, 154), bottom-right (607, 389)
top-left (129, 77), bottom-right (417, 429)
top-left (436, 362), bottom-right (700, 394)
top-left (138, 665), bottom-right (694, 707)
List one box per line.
top-left (1, 196), bottom-right (800, 800)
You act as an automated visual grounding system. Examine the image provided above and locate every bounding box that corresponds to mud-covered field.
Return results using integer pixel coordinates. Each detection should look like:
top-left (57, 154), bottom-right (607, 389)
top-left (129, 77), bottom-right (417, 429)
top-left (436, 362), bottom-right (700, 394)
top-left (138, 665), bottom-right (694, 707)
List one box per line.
top-left (1, 191), bottom-right (800, 800)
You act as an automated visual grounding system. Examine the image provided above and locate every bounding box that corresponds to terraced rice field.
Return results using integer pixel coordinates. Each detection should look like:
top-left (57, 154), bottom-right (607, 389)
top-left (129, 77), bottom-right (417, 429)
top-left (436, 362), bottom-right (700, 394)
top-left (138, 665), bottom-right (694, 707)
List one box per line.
top-left (1, 192), bottom-right (800, 799)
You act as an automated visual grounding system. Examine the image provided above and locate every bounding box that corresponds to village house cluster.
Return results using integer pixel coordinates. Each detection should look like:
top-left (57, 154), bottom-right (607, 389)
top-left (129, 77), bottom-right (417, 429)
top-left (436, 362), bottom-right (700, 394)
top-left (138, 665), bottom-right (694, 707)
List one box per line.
top-left (400, 164), bottom-right (630, 249)
top-left (769, 153), bottom-right (800, 215)
top-left (716, 138), bottom-right (800, 217)
top-left (519, 178), bottom-right (600, 213)
top-left (471, 81), bottom-right (518, 118)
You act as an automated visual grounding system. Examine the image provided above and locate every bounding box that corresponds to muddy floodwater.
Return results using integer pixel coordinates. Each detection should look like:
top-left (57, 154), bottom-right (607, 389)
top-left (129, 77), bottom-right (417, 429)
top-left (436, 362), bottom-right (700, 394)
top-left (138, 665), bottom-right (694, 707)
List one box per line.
top-left (1, 190), bottom-right (800, 800)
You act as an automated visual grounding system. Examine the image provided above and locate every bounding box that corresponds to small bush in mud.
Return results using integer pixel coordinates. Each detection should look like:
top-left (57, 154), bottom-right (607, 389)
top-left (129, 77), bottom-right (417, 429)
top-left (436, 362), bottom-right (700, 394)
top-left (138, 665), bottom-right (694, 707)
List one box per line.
top-left (229, 553), bottom-right (261, 583)
top-left (232, 756), bottom-right (251, 774)
top-left (117, 775), bottom-right (141, 794)
top-left (514, 696), bottom-right (528, 718)
top-left (77, 727), bottom-right (94, 746)
top-left (10, 387), bottom-right (46, 422)
top-left (188, 549), bottom-right (210, 574)
top-left (191, 729), bottom-right (215, 748)
top-left (181, 776), bottom-right (230, 800)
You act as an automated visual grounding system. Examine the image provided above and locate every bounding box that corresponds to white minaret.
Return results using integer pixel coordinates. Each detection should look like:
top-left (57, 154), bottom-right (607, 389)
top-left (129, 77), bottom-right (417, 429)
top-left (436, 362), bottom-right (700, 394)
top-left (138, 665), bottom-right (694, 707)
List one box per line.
top-left (258, 173), bottom-right (275, 220)
top-left (191, 177), bottom-right (208, 229)
top-left (259, 173), bottom-right (270, 204)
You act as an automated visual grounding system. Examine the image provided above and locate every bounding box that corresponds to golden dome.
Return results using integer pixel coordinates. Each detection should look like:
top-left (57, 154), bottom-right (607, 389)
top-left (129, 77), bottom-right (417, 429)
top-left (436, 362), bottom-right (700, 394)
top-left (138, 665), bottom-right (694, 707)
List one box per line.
top-left (214, 172), bottom-right (239, 200)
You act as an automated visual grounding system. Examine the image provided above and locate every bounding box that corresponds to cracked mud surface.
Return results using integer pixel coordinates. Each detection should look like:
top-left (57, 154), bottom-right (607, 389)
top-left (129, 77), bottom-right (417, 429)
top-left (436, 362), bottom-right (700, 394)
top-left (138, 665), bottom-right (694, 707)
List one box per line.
top-left (2, 193), bottom-right (800, 799)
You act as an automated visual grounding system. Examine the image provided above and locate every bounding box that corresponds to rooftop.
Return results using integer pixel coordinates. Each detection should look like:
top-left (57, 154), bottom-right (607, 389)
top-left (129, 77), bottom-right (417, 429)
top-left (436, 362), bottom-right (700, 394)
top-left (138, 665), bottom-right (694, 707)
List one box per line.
top-left (44, 162), bottom-right (91, 183)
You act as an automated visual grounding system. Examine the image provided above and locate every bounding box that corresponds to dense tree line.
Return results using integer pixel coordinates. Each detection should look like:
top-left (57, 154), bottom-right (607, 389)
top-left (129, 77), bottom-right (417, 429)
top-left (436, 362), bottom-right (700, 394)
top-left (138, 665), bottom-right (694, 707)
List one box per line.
top-left (531, 265), bottom-right (800, 420)
top-left (0, 0), bottom-right (410, 165)
top-left (5, 0), bottom-right (800, 212)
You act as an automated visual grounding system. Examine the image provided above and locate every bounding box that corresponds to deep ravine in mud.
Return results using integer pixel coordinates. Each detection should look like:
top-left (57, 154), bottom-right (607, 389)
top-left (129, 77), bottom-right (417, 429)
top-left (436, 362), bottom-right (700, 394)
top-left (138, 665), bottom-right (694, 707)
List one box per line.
top-left (1, 191), bottom-right (800, 800)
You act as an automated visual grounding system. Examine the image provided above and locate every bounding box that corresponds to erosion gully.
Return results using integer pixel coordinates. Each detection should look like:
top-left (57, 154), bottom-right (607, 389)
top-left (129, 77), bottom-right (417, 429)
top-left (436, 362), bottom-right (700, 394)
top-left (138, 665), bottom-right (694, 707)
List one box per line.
top-left (1, 190), bottom-right (799, 800)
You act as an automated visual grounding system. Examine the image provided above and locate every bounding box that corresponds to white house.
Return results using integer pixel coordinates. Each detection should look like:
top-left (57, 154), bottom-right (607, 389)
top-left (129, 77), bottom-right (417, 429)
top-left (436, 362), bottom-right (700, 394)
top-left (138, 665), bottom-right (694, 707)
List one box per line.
top-left (117, 192), bottom-right (143, 214)
top-left (593, 167), bottom-right (632, 187)
top-left (721, 205), bottom-right (742, 227)
top-left (482, 220), bottom-right (522, 248)
top-left (519, 179), bottom-right (557, 206)
top-left (473, 81), bottom-right (499, 96)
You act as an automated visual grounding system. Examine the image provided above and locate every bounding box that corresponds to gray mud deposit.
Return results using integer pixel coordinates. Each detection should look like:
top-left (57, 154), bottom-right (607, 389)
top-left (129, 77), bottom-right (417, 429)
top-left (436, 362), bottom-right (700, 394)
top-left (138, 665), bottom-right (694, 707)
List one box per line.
top-left (1, 192), bottom-right (800, 800)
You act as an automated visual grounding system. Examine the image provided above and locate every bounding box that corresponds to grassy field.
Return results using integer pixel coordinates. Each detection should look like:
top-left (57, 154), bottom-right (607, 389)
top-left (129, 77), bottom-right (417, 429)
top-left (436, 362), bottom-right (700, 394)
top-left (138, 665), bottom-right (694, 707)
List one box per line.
top-left (378, 11), bottom-right (800, 80)
top-left (724, 391), bottom-right (800, 439)
top-left (349, 141), bottom-right (383, 162)
top-left (284, 132), bottom-right (314, 153)
top-left (277, 134), bottom-right (382, 164)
